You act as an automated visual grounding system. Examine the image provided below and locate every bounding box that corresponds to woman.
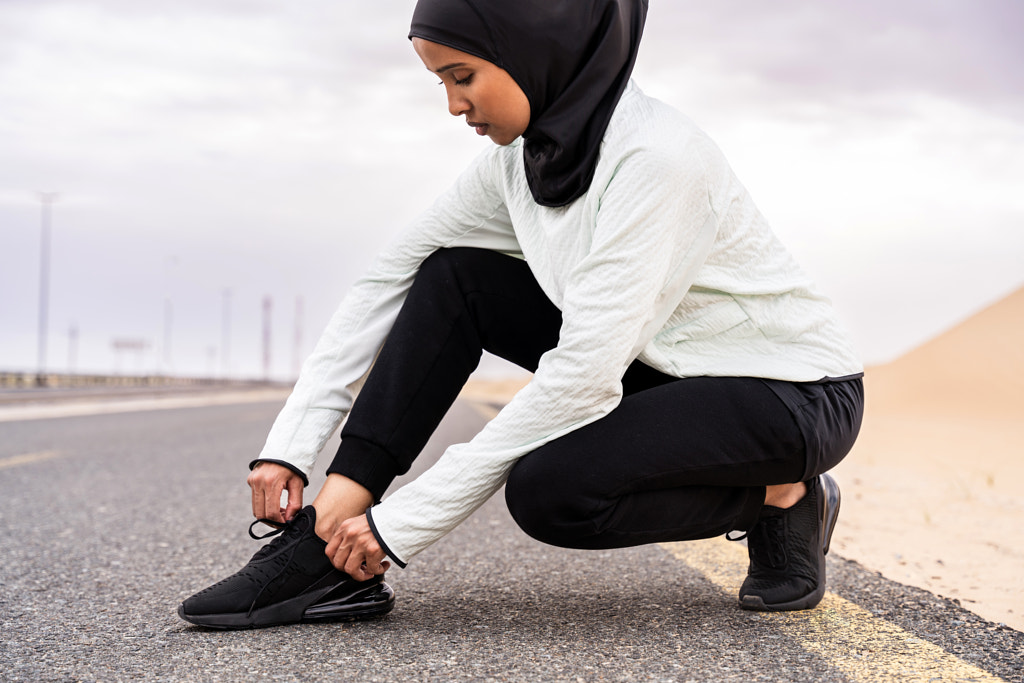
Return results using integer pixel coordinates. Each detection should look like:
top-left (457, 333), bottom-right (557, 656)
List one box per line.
top-left (178, 0), bottom-right (863, 630)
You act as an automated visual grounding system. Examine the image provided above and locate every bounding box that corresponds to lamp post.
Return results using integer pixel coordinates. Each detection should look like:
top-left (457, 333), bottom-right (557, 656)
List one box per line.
top-left (221, 288), bottom-right (232, 379)
top-left (68, 324), bottom-right (79, 373)
top-left (36, 192), bottom-right (60, 386)
top-left (162, 255), bottom-right (178, 376)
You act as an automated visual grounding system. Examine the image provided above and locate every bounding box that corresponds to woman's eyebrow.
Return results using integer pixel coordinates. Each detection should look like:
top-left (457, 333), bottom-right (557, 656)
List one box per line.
top-left (435, 62), bottom-right (469, 73)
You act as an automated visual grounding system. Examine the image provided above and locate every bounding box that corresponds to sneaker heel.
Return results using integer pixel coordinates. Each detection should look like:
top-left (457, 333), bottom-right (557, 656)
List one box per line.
top-left (819, 473), bottom-right (841, 556)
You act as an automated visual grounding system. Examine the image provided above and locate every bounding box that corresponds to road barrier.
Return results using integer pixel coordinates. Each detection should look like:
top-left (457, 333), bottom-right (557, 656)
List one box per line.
top-left (0, 372), bottom-right (271, 389)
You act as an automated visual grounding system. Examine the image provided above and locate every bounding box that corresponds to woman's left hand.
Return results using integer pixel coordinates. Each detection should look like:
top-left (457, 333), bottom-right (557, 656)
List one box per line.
top-left (325, 514), bottom-right (391, 581)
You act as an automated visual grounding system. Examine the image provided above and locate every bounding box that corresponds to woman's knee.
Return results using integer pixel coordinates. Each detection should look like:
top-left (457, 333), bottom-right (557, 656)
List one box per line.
top-left (505, 455), bottom-right (598, 547)
top-left (415, 247), bottom-right (462, 291)
top-left (417, 247), bottom-right (500, 289)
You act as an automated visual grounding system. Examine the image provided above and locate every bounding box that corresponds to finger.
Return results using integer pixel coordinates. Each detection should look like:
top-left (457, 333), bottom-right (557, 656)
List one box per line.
top-left (325, 531), bottom-right (341, 560)
top-left (370, 554), bottom-right (390, 575)
top-left (248, 464), bottom-right (272, 519)
top-left (283, 476), bottom-right (303, 521)
top-left (249, 474), bottom-right (260, 519)
top-left (254, 477), bottom-right (269, 521)
top-left (264, 480), bottom-right (285, 524)
top-left (257, 481), bottom-right (274, 521)
top-left (345, 551), bottom-right (371, 581)
top-left (363, 558), bottom-right (389, 577)
top-left (325, 529), bottom-right (352, 572)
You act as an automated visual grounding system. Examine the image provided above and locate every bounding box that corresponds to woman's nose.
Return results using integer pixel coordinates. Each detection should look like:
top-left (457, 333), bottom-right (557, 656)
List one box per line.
top-left (446, 88), bottom-right (469, 117)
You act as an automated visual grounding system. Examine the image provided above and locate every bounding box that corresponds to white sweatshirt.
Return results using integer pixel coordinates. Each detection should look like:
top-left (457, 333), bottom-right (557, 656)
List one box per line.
top-left (258, 82), bottom-right (862, 565)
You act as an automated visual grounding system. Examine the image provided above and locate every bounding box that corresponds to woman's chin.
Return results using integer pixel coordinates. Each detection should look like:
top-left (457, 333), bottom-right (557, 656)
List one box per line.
top-left (489, 132), bottom-right (518, 146)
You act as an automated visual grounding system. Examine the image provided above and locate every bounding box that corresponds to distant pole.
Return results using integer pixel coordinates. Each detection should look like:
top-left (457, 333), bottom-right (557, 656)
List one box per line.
top-left (162, 255), bottom-right (178, 376)
top-left (262, 296), bottom-right (273, 381)
top-left (68, 324), bottom-right (78, 373)
top-left (292, 296), bottom-right (304, 379)
top-left (36, 191), bottom-right (59, 386)
top-left (221, 288), bottom-right (232, 379)
top-left (163, 298), bottom-right (173, 375)
top-left (206, 346), bottom-right (217, 377)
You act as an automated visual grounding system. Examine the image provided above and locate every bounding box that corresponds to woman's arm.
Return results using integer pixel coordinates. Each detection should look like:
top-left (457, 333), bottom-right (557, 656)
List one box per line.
top-left (249, 148), bottom-right (518, 513)
top-left (367, 146), bottom-right (720, 563)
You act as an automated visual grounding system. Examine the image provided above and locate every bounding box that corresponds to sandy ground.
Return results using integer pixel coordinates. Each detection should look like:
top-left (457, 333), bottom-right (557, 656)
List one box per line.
top-left (832, 400), bottom-right (1024, 630)
top-left (461, 286), bottom-right (1024, 631)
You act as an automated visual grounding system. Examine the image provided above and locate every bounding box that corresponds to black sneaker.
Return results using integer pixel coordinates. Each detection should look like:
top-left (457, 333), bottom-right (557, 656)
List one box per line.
top-left (737, 473), bottom-right (840, 612)
top-left (178, 506), bottom-right (395, 629)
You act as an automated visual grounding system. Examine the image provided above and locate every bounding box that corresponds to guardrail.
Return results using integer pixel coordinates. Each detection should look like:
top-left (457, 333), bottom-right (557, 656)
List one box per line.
top-left (0, 372), bottom-right (272, 389)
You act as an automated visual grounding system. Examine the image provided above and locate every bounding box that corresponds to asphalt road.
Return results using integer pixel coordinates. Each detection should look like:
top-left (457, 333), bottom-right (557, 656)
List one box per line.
top-left (1, 393), bottom-right (1021, 682)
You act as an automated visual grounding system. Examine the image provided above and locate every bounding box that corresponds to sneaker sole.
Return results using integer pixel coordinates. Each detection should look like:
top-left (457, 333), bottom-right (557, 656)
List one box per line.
top-left (178, 580), bottom-right (395, 630)
top-left (819, 473), bottom-right (841, 556)
top-left (739, 473), bottom-right (841, 612)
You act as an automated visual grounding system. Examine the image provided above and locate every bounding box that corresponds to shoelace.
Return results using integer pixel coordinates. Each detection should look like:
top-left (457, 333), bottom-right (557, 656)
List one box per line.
top-left (727, 516), bottom-right (788, 569)
top-left (247, 515), bottom-right (311, 567)
top-left (749, 515), bottom-right (788, 568)
top-left (249, 518), bottom-right (287, 540)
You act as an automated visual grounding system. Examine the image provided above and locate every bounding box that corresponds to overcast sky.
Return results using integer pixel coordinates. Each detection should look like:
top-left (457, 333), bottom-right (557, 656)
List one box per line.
top-left (2, 0), bottom-right (1022, 379)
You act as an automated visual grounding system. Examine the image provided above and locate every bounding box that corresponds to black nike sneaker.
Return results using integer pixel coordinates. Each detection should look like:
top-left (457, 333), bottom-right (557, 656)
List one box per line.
top-left (178, 506), bottom-right (395, 629)
top-left (737, 473), bottom-right (841, 612)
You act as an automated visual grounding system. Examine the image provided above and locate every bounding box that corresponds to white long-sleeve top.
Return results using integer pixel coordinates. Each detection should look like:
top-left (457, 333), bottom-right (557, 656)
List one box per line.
top-left (258, 82), bottom-right (862, 564)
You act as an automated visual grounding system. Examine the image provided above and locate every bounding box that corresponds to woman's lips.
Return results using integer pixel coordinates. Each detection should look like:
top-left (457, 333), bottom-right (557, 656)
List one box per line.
top-left (468, 121), bottom-right (489, 136)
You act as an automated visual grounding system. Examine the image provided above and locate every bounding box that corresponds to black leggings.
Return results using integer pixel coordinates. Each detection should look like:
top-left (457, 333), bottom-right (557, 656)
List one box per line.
top-left (327, 248), bottom-right (863, 549)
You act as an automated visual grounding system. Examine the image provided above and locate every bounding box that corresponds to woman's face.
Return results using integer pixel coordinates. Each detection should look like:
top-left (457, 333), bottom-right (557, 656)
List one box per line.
top-left (412, 38), bottom-right (530, 146)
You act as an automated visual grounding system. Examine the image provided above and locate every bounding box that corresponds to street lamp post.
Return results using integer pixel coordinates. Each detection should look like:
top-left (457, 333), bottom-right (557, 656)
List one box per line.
top-left (36, 192), bottom-right (59, 386)
top-left (162, 255), bottom-right (178, 376)
top-left (221, 288), bottom-right (232, 379)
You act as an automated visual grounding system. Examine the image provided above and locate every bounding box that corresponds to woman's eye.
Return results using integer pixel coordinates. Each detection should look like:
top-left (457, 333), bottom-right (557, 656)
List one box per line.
top-left (436, 74), bottom-right (472, 87)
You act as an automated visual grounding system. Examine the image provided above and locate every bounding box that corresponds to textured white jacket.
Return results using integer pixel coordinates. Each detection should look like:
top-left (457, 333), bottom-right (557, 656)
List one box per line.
top-left (257, 82), bottom-right (862, 565)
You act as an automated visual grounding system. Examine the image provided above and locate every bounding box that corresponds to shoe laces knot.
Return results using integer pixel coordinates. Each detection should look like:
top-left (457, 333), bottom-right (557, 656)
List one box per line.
top-left (748, 515), bottom-right (788, 569)
top-left (247, 513), bottom-right (310, 563)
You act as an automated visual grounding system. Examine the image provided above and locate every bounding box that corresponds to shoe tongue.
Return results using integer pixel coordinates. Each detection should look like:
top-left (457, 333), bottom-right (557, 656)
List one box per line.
top-left (751, 514), bottom-right (788, 568)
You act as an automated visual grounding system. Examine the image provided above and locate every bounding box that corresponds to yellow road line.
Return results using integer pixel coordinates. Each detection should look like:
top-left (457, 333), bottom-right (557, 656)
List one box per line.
top-left (661, 538), bottom-right (1005, 682)
top-left (0, 450), bottom-right (62, 470)
top-left (463, 399), bottom-right (501, 421)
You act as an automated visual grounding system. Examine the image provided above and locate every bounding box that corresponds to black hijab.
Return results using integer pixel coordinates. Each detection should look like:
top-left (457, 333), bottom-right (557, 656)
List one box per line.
top-left (409, 0), bottom-right (648, 207)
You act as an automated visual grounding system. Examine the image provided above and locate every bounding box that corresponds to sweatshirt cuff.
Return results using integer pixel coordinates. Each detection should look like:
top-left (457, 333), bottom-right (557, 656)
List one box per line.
top-left (248, 458), bottom-right (310, 487)
top-left (366, 506), bottom-right (407, 568)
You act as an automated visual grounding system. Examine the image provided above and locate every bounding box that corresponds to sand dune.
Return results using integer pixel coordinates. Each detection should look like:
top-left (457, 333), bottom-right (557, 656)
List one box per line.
top-left (833, 284), bottom-right (1024, 629)
top-left (864, 286), bottom-right (1024, 417)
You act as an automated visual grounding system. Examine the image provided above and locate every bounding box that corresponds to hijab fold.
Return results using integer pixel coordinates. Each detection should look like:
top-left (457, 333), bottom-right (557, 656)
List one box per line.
top-left (410, 0), bottom-right (648, 207)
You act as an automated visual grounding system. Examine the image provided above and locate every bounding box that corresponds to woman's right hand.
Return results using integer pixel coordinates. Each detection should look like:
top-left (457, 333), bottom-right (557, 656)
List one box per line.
top-left (247, 461), bottom-right (304, 525)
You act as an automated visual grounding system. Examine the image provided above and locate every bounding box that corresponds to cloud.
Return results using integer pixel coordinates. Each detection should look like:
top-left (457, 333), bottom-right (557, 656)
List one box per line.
top-left (1, 0), bottom-right (1021, 375)
top-left (641, 1), bottom-right (1024, 118)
